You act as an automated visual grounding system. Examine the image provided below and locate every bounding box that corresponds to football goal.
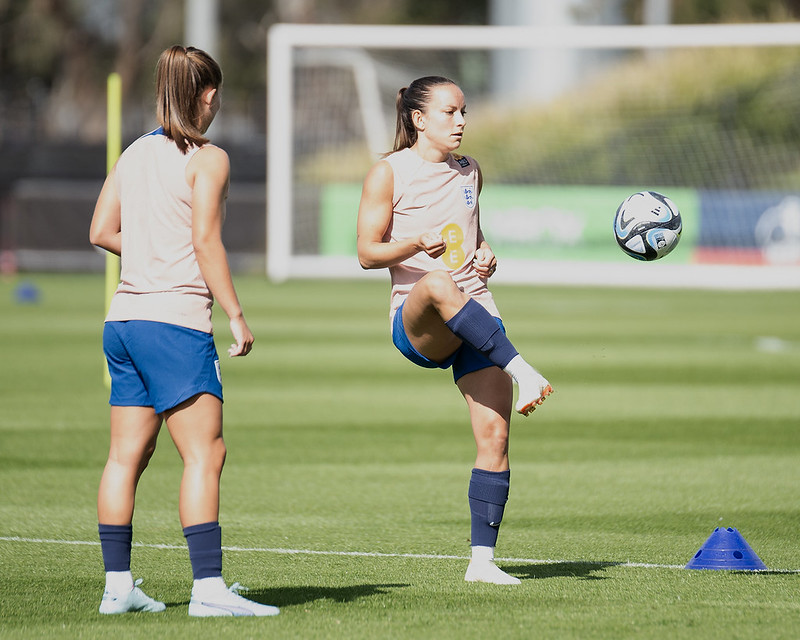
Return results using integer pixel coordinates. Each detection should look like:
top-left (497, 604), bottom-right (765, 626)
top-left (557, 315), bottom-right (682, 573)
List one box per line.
top-left (266, 22), bottom-right (800, 289)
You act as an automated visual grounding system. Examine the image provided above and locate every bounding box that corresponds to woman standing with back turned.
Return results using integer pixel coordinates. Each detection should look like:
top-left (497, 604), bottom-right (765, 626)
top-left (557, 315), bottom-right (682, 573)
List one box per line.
top-left (89, 45), bottom-right (279, 617)
top-left (357, 76), bottom-right (553, 585)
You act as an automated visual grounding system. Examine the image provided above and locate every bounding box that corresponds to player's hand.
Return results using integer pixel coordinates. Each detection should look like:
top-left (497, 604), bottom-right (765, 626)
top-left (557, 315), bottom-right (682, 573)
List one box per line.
top-left (418, 232), bottom-right (447, 259)
top-left (228, 315), bottom-right (254, 357)
top-left (473, 246), bottom-right (497, 278)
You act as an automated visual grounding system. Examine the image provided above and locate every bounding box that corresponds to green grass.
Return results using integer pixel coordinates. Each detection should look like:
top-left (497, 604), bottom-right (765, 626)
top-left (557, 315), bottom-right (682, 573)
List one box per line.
top-left (1, 274), bottom-right (799, 639)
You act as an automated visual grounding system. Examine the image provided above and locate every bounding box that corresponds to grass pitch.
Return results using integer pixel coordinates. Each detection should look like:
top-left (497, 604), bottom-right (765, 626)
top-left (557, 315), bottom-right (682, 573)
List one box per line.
top-left (1, 274), bottom-right (799, 639)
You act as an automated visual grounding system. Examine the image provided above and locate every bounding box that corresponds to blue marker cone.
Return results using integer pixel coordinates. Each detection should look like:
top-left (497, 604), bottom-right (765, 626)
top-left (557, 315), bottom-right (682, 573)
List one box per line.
top-left (14, 281), bottom-right (40, 304)
top-left (685, 527), bottom-right (767, 571)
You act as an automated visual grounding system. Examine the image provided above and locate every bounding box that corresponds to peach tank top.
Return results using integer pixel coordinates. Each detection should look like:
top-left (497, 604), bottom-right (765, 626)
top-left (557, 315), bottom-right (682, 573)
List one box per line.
top-left (384, 147), bottom-right (499, 324)
top-left (105, 128), bottom-right (214, 334)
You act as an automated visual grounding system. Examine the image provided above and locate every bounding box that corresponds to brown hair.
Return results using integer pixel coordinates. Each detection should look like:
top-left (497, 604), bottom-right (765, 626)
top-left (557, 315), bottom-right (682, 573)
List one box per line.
top-left (392, 76), bottom-right (457, 152)
top-left (155, 45), bottom-right (223, 154)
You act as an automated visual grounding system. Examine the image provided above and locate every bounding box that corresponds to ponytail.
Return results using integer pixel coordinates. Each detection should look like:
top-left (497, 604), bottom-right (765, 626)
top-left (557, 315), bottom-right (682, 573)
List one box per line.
top-left (392, 76), bottom-right (456, 152)
top-left (155, 45), bottom-right (223, 154)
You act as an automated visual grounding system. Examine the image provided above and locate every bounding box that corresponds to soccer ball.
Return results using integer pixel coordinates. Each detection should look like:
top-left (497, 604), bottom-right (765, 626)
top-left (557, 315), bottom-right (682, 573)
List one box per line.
top-left (613, 191), bottom-right (682, 261)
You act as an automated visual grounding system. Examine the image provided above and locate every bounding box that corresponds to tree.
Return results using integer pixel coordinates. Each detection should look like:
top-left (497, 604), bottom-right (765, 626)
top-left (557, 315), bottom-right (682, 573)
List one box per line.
top-left (1, 0), bottom-right (797, 143)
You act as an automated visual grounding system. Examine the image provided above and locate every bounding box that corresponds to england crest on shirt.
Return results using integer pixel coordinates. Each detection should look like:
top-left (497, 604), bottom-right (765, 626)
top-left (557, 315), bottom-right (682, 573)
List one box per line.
top-left (462, 185), bottom-right (476, 209)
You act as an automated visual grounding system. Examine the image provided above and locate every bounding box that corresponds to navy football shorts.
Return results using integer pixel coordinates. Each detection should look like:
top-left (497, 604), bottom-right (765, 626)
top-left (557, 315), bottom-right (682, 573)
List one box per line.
top-left (392, 301), bottom-right (505, 383)
top-left (103, 320), bottom-right (223, 414)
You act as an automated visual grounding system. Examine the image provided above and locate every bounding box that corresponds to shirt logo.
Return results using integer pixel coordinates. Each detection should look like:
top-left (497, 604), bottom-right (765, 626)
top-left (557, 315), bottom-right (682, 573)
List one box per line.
top-left (462, 185), bottom-right (476, 209)
top-left (441, 223), bottom-right (466, 269)
top-left (455, 155), bottom-right (470, 168)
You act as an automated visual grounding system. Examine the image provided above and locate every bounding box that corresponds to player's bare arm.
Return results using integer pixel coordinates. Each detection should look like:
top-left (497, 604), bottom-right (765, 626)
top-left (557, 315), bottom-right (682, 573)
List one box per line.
top-left (357, 160), bottom-right (447, 269)
top-left (189, 145), bottom-right (254, 356)
top-left (89, 168), bottom-right (122, 256)
top-left (473, 226), bottom-right (497, 278)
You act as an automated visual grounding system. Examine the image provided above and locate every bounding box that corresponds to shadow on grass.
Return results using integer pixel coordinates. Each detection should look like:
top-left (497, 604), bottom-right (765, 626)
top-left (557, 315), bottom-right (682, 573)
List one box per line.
top-left (164, 583), bottom-right (409, 609)
top-left (242, 583), bottom-right (409, 607)
top-left (502, 561), bottom-right (616, 581)
top-left (730, 570), bottom-right (800, 576)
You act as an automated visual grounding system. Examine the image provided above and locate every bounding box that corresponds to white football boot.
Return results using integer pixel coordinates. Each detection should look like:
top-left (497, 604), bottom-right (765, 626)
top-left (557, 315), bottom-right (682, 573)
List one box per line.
top-left (504, 356), bottom-right (553, 416)
top-left (99, 578), bottom-right (166, 614)
top-left (188, 578), bottom-right (280, 617)
top-left (465, 546), bottom-right (521, 585)
top-left (464, 560), bottom-right (522, 585)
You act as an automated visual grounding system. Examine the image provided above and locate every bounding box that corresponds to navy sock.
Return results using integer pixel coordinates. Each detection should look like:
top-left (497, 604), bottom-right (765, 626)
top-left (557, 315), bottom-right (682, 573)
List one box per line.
top-left (183, 521), bottom-right (223, 580)
top-left (98, 523), bottom-right (132, 572)
top-left (468, 469), bottom-right (511, 548)
top-left (445, 299), bottom-right (518, 369)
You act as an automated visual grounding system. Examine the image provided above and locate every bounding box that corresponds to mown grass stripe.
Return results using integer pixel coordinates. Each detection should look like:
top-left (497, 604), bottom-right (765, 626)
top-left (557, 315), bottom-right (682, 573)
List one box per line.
top-left (7, 535), bottom-right (799, 573)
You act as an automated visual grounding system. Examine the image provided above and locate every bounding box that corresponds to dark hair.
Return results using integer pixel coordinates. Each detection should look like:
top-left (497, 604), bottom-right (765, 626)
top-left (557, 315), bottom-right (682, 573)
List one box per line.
top-left (155, 45), bottom-right (223, 154)
top-left (392, 76), bottom-right (457, 152)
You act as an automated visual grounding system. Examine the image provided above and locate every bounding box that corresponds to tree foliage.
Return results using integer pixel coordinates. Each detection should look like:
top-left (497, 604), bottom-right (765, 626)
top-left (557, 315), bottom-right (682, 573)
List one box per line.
top-left (0, 0), bottom-right (797, 143)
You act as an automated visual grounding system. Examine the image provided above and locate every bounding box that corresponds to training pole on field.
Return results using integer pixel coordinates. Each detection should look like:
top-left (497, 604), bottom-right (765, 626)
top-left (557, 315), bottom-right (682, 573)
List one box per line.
top-left (103, 73), bottom-right (122, 388)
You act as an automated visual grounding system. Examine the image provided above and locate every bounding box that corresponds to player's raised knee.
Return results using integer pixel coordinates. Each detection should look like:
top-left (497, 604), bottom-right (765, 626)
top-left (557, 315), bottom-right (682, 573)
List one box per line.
top-left (419, 269), bottom-right (464, 306)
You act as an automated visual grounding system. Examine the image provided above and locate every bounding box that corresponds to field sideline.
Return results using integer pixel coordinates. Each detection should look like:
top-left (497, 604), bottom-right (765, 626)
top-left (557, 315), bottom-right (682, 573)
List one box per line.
top-left (1, 273), bottom-right (799, 639)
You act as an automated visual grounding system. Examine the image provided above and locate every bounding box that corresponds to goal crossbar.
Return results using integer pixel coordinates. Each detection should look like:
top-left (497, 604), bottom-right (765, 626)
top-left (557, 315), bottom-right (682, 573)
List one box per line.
top-left (269, 22), bottom-right (800, 51)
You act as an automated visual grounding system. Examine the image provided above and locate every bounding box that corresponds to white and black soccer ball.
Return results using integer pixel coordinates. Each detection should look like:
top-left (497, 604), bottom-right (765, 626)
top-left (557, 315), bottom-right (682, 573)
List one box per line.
top-left (613, 191), bottom-right (682, 261)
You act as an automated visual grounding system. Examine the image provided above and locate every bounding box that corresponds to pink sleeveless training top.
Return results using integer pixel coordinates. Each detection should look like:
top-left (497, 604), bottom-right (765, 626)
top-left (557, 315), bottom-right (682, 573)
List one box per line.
top-left (105, 128), bottom-right (214, 334)
top-left (385, 147), bottom-right (500, 323)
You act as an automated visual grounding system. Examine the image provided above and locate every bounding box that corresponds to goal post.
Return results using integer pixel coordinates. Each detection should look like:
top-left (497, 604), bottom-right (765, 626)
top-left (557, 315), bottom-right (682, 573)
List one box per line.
top-left (266, 22), bottom-right (800, 289)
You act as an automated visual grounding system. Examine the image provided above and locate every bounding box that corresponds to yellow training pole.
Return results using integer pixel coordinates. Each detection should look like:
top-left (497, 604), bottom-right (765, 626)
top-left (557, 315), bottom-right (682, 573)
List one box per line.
top-left (103, 73), bottom-right (122, 388)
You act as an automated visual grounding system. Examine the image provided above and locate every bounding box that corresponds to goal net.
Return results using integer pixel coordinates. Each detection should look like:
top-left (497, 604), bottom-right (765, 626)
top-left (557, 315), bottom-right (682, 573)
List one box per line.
top-left (266, 23), bottom-right (800, 289)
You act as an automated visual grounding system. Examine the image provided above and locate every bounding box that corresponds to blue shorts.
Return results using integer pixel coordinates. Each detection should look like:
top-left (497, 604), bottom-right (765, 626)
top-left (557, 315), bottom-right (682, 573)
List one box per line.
top-left (103, 320), bottom-right (223, 414)
top-left (392, 302), bottom-right (505, 383)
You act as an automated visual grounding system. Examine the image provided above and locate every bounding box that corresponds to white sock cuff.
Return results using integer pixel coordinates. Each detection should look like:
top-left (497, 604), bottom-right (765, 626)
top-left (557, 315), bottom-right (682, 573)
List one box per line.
top-left (192, 575), bottom-right (226, 596)
top-left (503, 354), bottom-right (532, 381)
top-left (471, 545), bottom-right (495, 563)
top-left (105, 570), bottom-right (134, 593)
